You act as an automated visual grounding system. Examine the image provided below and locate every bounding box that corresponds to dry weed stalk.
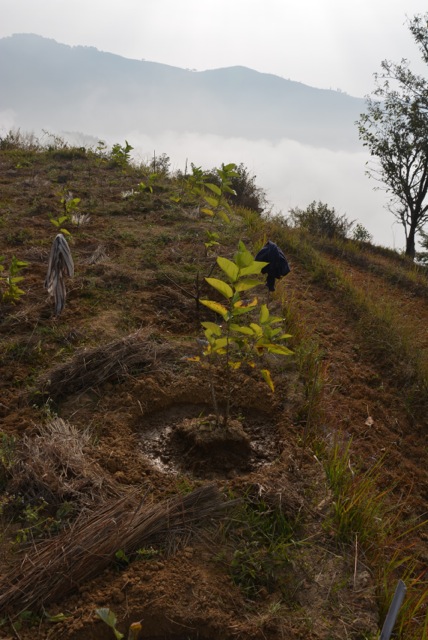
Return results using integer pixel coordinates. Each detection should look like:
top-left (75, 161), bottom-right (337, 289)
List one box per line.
top-left (35, 331), bottom-right (175, 401)
top-left (44, 233), bottom-right (74, 315)
top-left (0, 484), bottom-right (227, 615)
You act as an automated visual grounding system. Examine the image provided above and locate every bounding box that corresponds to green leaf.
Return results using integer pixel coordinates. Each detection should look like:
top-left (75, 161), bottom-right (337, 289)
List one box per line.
top-left (95, 609), bottom-right (124, 640)
top-left (217, 209), bottom-right (231, 224)
top-left (264, 344), bottom-right (293, 355)
top-left (201, 321), bottom-right (222, 336)
top-left (223, 163), bottom-right (237, 172)
top-left (205, 277), bottom-right (233, 299)
top-left (217, 257), bottom-right (239, 282)
top-left (234, 245), bottom-right (254, 268)
top-left (230, 324), bottom-right (254, 335)
top-left (212, 337), bottom-right (229, 350)
top-left (235, 279), bottom-right (261, 292)
top-left (260, 304), bottom-right (269, 324)
top-left (45, 612), bottom-right (68, 623)
top-left (240, 262), bottom-right (267, 276)
top-left (200, 299), bottom-right (229, 319)
top-left (250, 323), bottom-right (263, 337)
top-left (205, 183), bottom-right (222, 196)
top-left (222, 185), bottom-right (237, 196)
top-left (261, 369), bottom-right (275, 392)
top-left (203, 195), bottom-right (219, 208)
top-left (11, 286), bottom-right (25, 295)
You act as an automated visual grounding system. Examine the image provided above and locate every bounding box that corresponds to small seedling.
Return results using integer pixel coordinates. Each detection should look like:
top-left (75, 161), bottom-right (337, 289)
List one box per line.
top-left (188, 162), bottom-right (238, 224)
top-left (110, 140), bottom-right (134, 169)
top-left (49, 190), bottom-right (81, 235)
top-left (95, 608), bottom-right (124, 639)
top-left (95, 608), bottom-right (142, 640)
top-left (191, 241), bottom-right (292, 426)
top-left (204, 230), bottom-right (220, 255)
top-left (0, 255), bottom-right (28, 303)
top-left (138, 172), bottom-right (159, 194)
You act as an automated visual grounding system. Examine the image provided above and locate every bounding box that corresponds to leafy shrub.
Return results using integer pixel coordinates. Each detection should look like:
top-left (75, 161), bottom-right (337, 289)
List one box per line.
top-left (228, 163), bottom-right (268, 212)
top-left (416, 228), bottom-right (428, 265)
top-left (352, 222), bottom-right (373, 243)
top-left (289, 201), bottom-right (354, 239)
top-left (204, 163), bottom-right (268, 213)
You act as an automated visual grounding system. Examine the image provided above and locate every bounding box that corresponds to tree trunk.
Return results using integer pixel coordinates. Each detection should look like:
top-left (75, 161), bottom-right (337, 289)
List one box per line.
top-left (406, 225), bottom-right (416, 259)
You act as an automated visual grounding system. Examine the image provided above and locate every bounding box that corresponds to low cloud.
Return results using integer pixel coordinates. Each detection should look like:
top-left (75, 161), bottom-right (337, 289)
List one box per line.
top-left (120, 130), bottom-right (403, 250)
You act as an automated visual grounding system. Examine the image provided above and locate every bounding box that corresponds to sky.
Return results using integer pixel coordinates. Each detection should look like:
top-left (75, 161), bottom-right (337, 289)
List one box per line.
top-left (2, 0), bottom-right (428, 98)
top-left (2, 0), bottom-right (428, 249)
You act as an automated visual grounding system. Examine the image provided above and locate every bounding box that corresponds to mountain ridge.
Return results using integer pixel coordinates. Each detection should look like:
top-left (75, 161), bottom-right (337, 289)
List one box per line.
top-left (0, 33), bottom-right (365, 149)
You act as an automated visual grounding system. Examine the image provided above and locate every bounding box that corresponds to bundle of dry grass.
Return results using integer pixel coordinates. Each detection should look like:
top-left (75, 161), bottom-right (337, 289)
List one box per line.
top-left (44, 233), bottom-right (74, 316)
top-left (0, 484), bottom-right (227, 615)
top-left (34, 331), bottom-right (176, 401)
top-left (8, 417), bottom-right (120, 507)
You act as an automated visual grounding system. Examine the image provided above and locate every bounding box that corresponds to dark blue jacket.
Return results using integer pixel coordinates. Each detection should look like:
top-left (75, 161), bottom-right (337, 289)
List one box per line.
top-left (255, 241), bottom-right (290, 291)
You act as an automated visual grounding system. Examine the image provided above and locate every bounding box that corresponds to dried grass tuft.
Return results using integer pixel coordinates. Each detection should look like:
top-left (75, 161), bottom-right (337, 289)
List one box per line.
top-left (34, 330), bottom-right (176, 401)
top-left (8, 417), bottom-right (119, 507)
top-left (0, 484), bottom-right (228, 615)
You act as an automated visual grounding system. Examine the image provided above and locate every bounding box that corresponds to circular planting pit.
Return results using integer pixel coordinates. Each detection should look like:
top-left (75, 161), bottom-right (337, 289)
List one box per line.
top-left (138, 403), bottom-right (284, 479)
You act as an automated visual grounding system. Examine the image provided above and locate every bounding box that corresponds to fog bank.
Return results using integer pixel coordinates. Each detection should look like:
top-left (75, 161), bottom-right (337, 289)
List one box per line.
top-left (123, 130), bottom-right (402, 251)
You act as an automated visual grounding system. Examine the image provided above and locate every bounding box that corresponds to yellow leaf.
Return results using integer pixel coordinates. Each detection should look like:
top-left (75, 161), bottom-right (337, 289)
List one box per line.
top-left (201, 321), bottom-right (222, 336)
top-left (200, 299), bottom-right (228, 319)
top-left (228, 361), bottom-right (242, 370)
top-left (205, 277), bottom-right (233, 299)
top-left (234, 296), bottom-right (258, 309)
top-left (261, 369), bottom-right (275, 392)
top-left (200, 207), bottom-right (214, 216)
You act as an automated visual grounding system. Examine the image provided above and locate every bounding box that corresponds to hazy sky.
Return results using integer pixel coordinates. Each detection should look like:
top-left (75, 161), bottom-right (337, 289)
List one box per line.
top-left (2, 0), bottom-right (428, 97)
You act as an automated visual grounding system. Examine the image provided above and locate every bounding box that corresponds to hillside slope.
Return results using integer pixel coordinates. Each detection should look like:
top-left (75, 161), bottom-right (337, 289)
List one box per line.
top-left (0, 139), bottom-right (427, 640)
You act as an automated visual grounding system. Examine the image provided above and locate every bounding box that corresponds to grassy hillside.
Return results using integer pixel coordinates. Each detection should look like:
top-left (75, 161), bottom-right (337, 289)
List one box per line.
top-left (0, 134), bottom-right (427, 640)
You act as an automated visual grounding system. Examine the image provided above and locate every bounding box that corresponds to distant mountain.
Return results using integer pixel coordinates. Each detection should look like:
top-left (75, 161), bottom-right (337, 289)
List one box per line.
top-left (0, 33), bottom-right (366, 150)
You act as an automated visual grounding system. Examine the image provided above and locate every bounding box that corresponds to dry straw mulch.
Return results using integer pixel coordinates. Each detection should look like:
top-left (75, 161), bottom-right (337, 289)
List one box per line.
top-left (8, 417), bottom-right (120, 507)
top-left (34, 330), bottom-right (176, 401)
top-left (0, 484), bottom-right (228, 616)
